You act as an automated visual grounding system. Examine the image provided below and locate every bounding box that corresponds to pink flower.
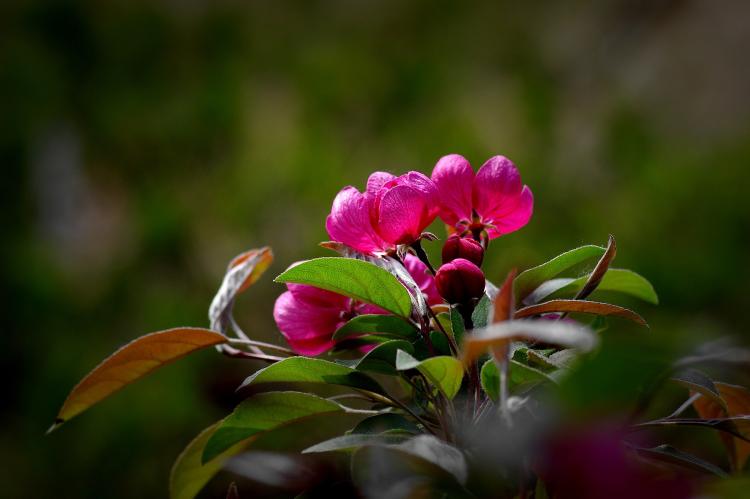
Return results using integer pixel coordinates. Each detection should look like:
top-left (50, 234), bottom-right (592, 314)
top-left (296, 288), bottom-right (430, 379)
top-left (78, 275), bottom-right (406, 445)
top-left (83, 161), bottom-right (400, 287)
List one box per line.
top-left (273, 283), bottom-right (384, 356)
top-left (274, 257), bottom-right (443, 355)
top-left (403, 254), bottom-right (443, 306)
top-left (326, 171), bottom-right (439, 254)
top-left (431, 154), bottom-right (533, 240)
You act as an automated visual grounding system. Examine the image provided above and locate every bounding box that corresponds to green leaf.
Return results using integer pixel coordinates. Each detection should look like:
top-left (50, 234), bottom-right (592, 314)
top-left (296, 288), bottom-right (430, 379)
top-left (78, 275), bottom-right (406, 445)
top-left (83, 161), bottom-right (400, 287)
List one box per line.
top-left (535, 269), bottom-right (658, 305)
top-left (480, 359), bottom-right (500, 401)
top-left (169, 423), bottom-right (246, 499)
top-left (303, 433), bottom-right (410, 453)
top-left (352, 413), bottom-right (421, 435)
top-left (482, 357), bottom-right (556, 398)
top-left (510, 359), bottom-right (557, 387)
top-left (471, 294), bottom-right (492, 328)
top-left (514, 245), bottom-right (606, 305)
top-left (450, 307), bottom-right (466, 345)
top-left (203, 392), bottom-right (344, 463)
top-left (395, 350), bottom-right (464, 399)
top-left (354, 340), bottom-right (414, 375)
top-left (238, 357), bottom-right (385, 395)
top-left (275, 258), bottom-right (412, 317)
top-left (333, 314), bottom-right (419, 341)
top-left (430, 330), bottom-right (452, 356)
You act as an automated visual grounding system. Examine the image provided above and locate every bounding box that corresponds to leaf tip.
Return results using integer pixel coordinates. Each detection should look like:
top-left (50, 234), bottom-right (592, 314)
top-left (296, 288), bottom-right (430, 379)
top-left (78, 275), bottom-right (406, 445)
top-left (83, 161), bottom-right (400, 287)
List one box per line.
top-left (46, 418), bottom-right (64, 435)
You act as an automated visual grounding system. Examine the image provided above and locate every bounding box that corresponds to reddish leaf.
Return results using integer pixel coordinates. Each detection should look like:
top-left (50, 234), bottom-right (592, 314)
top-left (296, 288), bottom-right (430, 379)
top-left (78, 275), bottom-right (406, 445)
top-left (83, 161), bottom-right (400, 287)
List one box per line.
top-left (575, 235), bottom-right (616, 301)
top-left (693, 382), bottom-right (750, 471)
top-left (49, 328), bottom-right (226, 431)
top-left (514, 299), bottom-right (647, 326)
top-left (209, 247), bottom-right (273, 333)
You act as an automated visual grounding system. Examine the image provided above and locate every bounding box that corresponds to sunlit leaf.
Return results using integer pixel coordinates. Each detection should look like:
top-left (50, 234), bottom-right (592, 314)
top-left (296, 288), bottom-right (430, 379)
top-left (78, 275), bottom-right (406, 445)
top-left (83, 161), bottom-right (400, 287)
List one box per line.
top-left (333, 315), bottom-right (419, 341)
top-left (203, 392), bottom-right (344, 462)
top-left (462, 320), bottom-right (596, 367)
top-left (209, 247), bottom-right (274, 333)
top-left (169, 423), bottom-right (247, 499)
top-left (513, 245), bottom-right (606, 305)
top-left (275, 258), bottom-right (412, 317)
top-left (534, 269), bottom-right (659, 305)
top-left (238, 357), bottom-right (386, 395)
top-left (396, 350), bottom-right (464, 399)
top-left (514, 299), bottom-right (647, 326)
top-left (49, 328), bottom-right (226, 431)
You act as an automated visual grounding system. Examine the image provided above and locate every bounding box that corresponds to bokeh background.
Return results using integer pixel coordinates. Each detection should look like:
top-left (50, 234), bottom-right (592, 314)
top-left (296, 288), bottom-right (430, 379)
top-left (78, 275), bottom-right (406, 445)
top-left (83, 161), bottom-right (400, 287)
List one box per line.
top-left (3, 0), bottom-right (750, 497)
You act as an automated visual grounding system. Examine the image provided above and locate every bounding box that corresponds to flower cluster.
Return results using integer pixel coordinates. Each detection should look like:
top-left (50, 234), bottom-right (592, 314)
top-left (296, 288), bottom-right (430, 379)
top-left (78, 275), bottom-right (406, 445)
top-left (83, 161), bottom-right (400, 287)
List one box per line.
top-left (274, 154), bottom-right (533, 354)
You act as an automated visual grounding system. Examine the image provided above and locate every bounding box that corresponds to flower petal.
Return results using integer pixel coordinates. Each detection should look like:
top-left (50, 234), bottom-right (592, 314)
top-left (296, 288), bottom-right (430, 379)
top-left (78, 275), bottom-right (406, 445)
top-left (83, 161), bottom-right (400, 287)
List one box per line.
top-left (326, 186), bottom-right (389, 253)
top-left (484, 185), bottom-right (534, 239)
top-left (472, 155), bottom-right (523, 217)
top-left (273, 290), bottom-right (342, 355)
top-left (375, 184), bottom-right (432, 245)
top-left (366, 171), bottom-right (397, 195)
top-left (287, 282), bottom-right (350, 309)
top-left (404, 254), bottom-right (442, 306)
top-left (431, 154), bottom-right (474, 226)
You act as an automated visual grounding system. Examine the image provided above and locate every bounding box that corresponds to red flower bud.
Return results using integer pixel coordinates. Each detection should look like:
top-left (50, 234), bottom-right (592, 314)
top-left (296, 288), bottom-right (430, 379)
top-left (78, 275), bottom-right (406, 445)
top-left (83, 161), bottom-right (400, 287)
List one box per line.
top-left (441, 234), bottom-right (484, 266)
top-left (435, 258), bottom-right (486, 305)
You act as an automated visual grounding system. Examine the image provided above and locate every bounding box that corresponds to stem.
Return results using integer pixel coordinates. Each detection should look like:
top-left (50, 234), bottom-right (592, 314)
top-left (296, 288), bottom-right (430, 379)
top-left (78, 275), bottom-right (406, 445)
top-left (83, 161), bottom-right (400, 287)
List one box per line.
top-left (427, 306), bottom-right (459, 355)
top-left (227, 337), bottom-right (295, 355)
top-left (219, 345), bottom-right (285, 363)
top-left (358, 389), bottom-right (438, 436)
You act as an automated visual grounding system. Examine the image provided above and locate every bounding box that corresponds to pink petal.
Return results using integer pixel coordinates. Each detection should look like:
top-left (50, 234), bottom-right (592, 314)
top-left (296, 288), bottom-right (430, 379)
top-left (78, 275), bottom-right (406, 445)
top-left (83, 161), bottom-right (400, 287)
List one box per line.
top-left (403, 254), bottom-right (443, 306)
top-left (326, 186), bottom-right (389, 254)
top-left (366, 171), bottom-right (396, 195)
top-left (402, 171), bottom-right (440, 218)
top-left (472, 155), bottom-right (523, 218)
top-left (431, 154), bottom-right (474, 226)
top-left (273, 290), bottom-right (342, 355)
top-left (484, 185), bottom-right (534, 239)
top-left (357, 303), bottom-right (390, 315)
top-left (374, 184), bottom-right (432, 245)
top-left (287, 282), bottom-right (350, 309)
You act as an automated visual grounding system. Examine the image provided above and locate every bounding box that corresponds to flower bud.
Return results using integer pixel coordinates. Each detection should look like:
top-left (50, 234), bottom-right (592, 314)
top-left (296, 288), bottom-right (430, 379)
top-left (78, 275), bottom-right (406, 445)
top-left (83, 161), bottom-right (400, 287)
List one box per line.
top-left (441, 234), bottom-right (484, 266)
top-left (435, 258), bottom-right (486, 305)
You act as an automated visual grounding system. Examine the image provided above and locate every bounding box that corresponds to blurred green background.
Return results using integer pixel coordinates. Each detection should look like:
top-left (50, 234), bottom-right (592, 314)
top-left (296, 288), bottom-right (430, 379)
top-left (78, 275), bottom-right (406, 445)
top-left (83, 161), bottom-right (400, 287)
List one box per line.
top-left (3, 0), bottom-right (749, 497)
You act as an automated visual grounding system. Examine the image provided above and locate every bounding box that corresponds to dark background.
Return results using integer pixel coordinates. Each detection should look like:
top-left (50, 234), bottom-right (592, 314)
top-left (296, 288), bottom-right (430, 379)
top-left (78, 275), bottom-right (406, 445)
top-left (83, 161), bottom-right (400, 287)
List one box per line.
top-left (2, 0), bottom-right (749, 497)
